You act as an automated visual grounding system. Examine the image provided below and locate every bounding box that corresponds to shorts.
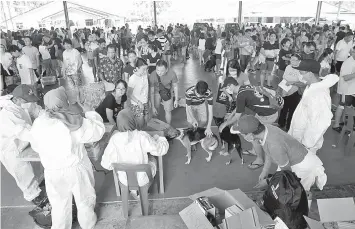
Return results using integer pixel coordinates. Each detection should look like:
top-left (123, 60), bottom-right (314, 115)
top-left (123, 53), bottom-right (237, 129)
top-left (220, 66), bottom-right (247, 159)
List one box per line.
top-left (261, 60), bottom-right (275, 72)
top-left (215, 54), bottom-right (222, 60)
top-left (335, 61), bottom-right (344, 73)
top-left (154, 93), bottom-right (173, 112)
top-left (130, 103), bottom-right (149, 117)
top-left (339, 94), bottom-right (355, 107)
top-left (186, 103), bottom-right (207, 127)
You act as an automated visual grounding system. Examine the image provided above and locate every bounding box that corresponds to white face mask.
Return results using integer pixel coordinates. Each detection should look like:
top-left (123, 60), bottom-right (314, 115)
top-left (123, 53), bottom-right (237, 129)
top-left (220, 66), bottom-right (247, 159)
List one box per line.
top-left (225, 87), bottom-right (233, 94)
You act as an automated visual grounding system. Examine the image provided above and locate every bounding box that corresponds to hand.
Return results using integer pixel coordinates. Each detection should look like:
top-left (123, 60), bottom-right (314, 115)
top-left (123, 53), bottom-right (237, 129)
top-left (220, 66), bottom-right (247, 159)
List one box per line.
top-left (254, 179), bottom-right (268, 189)
top-left (152, 107), bottom-right (158, 116)
top-left (137, 101), bottom-right (144, 110)
top-left (219, 123), bottom-right (226, 133)
top-left (192, 120), bottom-right (198, 128)
top-left (205, 126), bottom-right (213, 137)
top-left (259, 171), bottom-right (268, 182)
top-left (173, 99), bottom-right (178, 108)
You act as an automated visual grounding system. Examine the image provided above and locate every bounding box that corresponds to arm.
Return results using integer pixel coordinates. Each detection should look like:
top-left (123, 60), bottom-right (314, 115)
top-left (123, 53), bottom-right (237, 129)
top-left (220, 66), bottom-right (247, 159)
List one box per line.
top-left (123, 72), bottom-right (129, 83)
top-left (140, 132), bottom-right (169, 157)
top-left (71, 111), bottom-right (105, 144)
top-left (206, 104), bottom-right (213, 129)
top-left (105, 108), bottom-right (116, 125)
top-left (223, 112), bottom-right (242, 127)
top-left (97, 62), bottom-right (105, 81)
top-left (35, 48), bottom-right (40, 69)
top-left (343, 73), bottom-right (355, 81)
top-left (173, 82), bottom-right (178, 103)
top-left (150, 85), bottom-right (156, 112)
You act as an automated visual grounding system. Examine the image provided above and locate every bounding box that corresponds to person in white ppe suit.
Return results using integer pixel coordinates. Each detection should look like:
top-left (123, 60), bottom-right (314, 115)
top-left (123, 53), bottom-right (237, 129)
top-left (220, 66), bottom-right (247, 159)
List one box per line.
top-left (0, 85), bottom-right (47, 206)
top-left (101, 108), bottom-right (169, 199)
top-left (288, 59), bottom-right (339, 154)
top-left (29, 86), bottom-right (105, 229)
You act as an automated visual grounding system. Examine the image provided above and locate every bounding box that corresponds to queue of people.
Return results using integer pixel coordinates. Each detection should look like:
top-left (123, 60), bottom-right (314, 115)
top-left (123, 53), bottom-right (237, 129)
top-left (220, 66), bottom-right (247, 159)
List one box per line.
top-left (0, 20), bottom-right (354, 229)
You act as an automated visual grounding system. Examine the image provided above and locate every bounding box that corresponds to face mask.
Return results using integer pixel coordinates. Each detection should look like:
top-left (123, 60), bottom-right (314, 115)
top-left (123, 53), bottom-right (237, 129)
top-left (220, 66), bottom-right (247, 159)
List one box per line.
top-left (225, 87), bottom-right (233, 94)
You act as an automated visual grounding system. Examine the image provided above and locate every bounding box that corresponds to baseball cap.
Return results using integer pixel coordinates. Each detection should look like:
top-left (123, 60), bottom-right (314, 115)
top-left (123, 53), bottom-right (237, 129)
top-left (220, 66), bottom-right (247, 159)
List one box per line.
top-left (222, 77), bottom-right (239, 88)
top-left (42, 32), bottom-right (51, 38)
top-left (12, 85), bottom-right (39, 102)
top-left (230, 115), bottom-right (260, 134)
top-left (293, 59), bottom-right (320, 74)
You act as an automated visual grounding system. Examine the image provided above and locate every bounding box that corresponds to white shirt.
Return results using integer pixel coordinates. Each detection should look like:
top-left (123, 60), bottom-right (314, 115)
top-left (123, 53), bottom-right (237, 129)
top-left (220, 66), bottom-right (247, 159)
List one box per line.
top-left (335, 39), bottom-right (353, 61)
top-left (198, 39), bottom-right (206, 50)
top-left (0, 52), bottom-right (13, 71)
top-left (29, 111), bottom-right (105, 170)
top-left (282, 65), bottom-right (302, 96)
top-left (128, 73), bottom-right (149, 104)
top-left (38, 45), bottom-right (51, 60)
top-left (22, 46), bottom-right (39, 69)
top-left (101, 130), bottom-right (169, 186)
top-left (63, 48), bottom-right (81, 75)
top-left (214, 38), bottom-right (223, 54)
top-left (16, 54), bottom-right (37, 85)
top-left (338, 56), bottom-right (355, 95)
top-left (288, 74), bottom-right (339, 152)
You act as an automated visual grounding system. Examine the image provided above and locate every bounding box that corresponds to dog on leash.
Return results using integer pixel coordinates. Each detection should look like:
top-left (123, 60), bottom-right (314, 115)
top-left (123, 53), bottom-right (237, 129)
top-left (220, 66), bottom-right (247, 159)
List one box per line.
top-left (164, 127), bottom-right (219, 164)
top-left (213, 117), bottom-right (243, 164)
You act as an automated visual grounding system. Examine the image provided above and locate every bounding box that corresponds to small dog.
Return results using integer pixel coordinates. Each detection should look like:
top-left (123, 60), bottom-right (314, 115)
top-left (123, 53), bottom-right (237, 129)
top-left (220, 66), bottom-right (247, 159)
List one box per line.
top-left (213, 117), bottom-right (243, 165)
top-left (164, 127), bottom-right (219, 164)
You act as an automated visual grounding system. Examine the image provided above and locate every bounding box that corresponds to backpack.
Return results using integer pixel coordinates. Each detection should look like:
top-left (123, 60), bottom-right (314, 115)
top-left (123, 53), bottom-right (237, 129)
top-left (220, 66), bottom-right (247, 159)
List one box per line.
top-left (263, 171), bottom-right (309, 229)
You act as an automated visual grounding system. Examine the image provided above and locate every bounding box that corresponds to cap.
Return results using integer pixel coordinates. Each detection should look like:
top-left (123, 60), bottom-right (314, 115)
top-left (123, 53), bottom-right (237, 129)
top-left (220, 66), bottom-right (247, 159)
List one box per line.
top-left (222, 77), bottom-right (239, 88)
top-left (12, 85), bottom-right (39, 102)
top-left (230, 115), bottom-right (260, 134)
top-left (98, 38), bottom-right (106, 44)
top-left (293, 59), bottom-right (320, 74)
top-left (42, 32), bottom-right (51, 38)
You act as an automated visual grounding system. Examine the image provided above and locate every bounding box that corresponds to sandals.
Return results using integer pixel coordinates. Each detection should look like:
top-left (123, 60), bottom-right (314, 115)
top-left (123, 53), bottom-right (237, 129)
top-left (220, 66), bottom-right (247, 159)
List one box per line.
top-left (248, 162), bottom-right (264, 170)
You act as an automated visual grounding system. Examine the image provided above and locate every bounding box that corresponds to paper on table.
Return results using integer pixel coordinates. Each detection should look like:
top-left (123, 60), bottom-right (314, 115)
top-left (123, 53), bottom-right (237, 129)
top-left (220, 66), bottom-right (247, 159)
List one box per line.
top-left (278, 79), bottom-right (292, 92)
top-left (179, 203), bottom-right (214, 229)
top-left (317, 198), bottom-right (355, 223)
top-left (304, 216), bottom-right (325, 229)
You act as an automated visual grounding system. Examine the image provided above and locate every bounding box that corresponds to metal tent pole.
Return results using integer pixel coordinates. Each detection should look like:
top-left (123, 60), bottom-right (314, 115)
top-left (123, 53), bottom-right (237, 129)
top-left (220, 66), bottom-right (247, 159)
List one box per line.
top-left (336, 1), bottom-right (342, 20)
top-left (6, 1), bottom-right (14, 30)
top-left (315, 1), bottom-right (322, 25)
top-left (238, 1), bottom-right (242, 26)
top-left (153, 1), bottom-right (157, 26)
top-left (63, 1), bottom-right (71, 38)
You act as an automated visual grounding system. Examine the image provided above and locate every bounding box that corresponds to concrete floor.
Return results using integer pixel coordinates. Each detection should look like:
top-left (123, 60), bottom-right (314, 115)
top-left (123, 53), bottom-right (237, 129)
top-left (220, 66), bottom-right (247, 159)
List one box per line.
top-left (1, 54), bottom-right (355, 228)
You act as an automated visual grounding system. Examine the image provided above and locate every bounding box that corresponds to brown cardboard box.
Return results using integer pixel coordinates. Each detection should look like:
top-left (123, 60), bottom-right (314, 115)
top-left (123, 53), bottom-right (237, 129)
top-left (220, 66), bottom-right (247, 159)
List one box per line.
top-left (224, 207), bottom-right (261, 229)
top-left (179, 187), bottom-right (274, 229)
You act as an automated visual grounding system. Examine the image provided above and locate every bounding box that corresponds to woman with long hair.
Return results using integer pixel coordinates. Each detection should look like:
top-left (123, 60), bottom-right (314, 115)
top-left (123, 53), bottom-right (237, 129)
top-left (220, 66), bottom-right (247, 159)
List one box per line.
top-left (318, 48), bottom-right (333, 77)
top-left (197, 33), bottom-right (206, 65)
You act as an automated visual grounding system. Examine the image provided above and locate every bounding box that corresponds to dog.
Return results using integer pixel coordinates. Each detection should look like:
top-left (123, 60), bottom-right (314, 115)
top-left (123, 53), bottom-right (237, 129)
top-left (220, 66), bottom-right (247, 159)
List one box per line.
top-left (213, 116), bottom-right (243, 165)
top-left (164, 126), bottom-right (219, 164)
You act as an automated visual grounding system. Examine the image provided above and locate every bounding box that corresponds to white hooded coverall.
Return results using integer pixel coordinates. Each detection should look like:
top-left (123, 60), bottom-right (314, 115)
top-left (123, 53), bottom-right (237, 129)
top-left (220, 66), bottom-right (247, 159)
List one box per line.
top-left (29, 111), bottom-right (105, 229)
top-left (0, 95), bottom-right (42, 201)
top-left (288, 74), bottom-right (339, 153)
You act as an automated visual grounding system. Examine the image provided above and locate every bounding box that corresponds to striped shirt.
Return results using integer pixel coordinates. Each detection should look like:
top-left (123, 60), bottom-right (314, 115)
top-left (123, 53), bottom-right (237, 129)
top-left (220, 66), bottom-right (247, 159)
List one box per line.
top-left (185, 86), bottom-right (214, 106)
top-left (156, 36), bottom-right (168, 51)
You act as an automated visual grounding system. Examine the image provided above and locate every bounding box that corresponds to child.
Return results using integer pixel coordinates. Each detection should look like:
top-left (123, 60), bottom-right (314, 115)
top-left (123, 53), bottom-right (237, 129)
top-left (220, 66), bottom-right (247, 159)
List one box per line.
top-left (127, 58), bottom-right (150, 129)
top-left (198, 33), bottom-right (206, 65)
top-left (147, 45), bottom-right (161, 74)
top-left (38, 40), bottom-right (52, 76)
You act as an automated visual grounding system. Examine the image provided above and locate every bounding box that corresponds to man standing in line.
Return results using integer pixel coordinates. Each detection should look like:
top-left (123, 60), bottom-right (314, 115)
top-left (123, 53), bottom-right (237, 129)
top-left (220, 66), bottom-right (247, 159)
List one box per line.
top-left (149, 60), bottom-right (178, 125)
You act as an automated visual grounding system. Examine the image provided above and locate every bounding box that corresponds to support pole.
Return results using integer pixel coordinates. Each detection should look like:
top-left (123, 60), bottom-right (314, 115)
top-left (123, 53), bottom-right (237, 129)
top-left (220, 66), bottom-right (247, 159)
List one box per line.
top-left (238, 1), bottom-right (242, 26)
top-left (63, 1), bottom-right (71, 38)
top-left (1, 1), bottom-right (8, 30)
top-left (315, 1), bottom-right (322, 26)
top-left (153, 1), bottom-right (157, 26)
top-left (336, 1), bottom-right (342, 20)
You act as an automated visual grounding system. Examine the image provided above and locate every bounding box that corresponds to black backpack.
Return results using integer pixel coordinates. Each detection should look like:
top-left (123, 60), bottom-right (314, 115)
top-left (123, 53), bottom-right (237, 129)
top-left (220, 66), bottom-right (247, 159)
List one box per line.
top-left (263, 171), bottom-right (309, 229)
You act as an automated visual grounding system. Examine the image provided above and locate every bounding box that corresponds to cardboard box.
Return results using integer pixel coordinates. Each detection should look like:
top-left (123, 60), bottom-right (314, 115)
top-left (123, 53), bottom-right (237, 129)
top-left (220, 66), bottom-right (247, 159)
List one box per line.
top-left (179, 187), bottom-right (274, 229)
top-left (304, 197), bottom-right (355, 229)
top-left (224, 207), bottom-right (261, 229)
top-left (225, 204), bottom-right (244, 218)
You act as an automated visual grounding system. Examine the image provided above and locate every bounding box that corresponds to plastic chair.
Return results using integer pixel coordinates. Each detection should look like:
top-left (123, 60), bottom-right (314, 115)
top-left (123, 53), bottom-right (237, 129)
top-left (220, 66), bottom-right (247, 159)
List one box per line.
top-left (112, 163), bottom-right (155, 218)
top-left (338, 106), bottom-right (355, 156)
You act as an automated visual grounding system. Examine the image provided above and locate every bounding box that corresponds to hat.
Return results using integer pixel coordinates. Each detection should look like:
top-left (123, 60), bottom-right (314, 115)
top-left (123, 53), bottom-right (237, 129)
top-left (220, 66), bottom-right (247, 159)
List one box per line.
top-left (98, 38), bottom-right (106, 44)
top-left (293, 59), bottom-right (320, 74)
top-left (230, 115), bottom-right (260, 134)
top-left (12, 85), bottom-right (39, 102)
top-left (222, 77), bottom-right (239, 88)
top-left (42, 32), bottom-right (51, 38)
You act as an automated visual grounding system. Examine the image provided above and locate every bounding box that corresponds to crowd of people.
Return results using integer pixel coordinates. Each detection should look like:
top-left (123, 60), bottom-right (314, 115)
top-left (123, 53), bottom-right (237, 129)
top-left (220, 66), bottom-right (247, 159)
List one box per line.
top-left (0, 20), bottom-right (355, 229)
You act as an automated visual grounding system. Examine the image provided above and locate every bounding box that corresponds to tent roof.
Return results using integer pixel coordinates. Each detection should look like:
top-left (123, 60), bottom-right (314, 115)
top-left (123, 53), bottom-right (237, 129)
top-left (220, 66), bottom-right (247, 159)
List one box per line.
top-left (2, 0), bottom-right (124, 24)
